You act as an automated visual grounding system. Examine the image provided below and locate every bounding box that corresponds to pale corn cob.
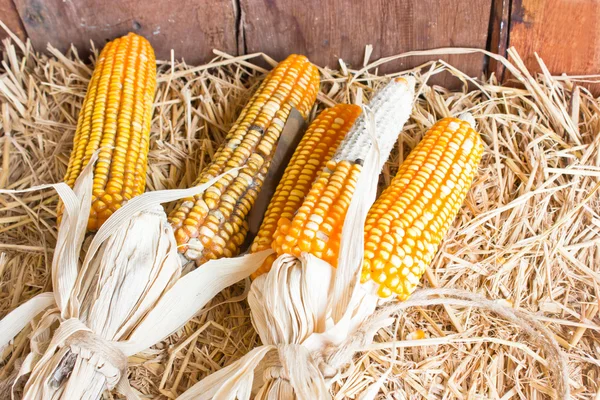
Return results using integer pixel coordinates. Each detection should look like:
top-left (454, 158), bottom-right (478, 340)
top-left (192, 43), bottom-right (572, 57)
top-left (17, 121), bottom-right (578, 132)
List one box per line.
top-left (361, 115), bottom-right (483, 298)
top-left (272, 77), bottom-right (415, 267)
top-left (59, 33), bottom-right (157, 231)
top-left (168, 55), bottom-right (320, 265)
top-left (250, 104), bottom-right (362, 277)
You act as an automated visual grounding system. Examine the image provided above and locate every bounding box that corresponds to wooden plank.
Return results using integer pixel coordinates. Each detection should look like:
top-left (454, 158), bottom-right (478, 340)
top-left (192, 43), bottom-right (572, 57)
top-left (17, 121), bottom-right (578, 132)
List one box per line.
top-left (0, 0), bottom-right (27, 42)
top-left (486, 0), bottom-right (510, 81)
top-left (241, 0), bottom-right (492, 87)
top-left (509, 0), bottom-right (600, 90)
top-left (11, 0), bottom-right (238, 63)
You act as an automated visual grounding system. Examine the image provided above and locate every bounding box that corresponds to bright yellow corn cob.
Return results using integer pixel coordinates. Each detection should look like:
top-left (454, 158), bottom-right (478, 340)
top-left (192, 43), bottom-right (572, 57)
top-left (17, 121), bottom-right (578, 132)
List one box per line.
top-left (272, 77), bottom-right (415, 267)
top-left (361, 116), bottom-right (483, 298)
top-left (168, 55), bottom-right (320, 265)
top-left (250, 104), bottom-right (362, 277)
top-left (59, 33), bottom-right (157, 231)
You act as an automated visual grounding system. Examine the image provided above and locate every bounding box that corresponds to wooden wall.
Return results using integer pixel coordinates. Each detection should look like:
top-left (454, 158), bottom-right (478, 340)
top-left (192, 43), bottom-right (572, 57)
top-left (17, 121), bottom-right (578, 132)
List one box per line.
top-left (509, 0), bottom-right (600, 78)
top-left (1, 0), bottom-right (599, 88)
top-left (0, 0), bottom-right (25, 41)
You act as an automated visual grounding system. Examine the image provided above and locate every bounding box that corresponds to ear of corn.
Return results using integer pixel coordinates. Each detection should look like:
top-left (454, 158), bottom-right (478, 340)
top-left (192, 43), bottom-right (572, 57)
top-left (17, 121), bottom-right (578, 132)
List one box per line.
top-left (59, 33), bottom-right (157, 231)
top-left (272, 77), bottom-right (415, 267)
top-left (168, 55), bottom-right (320, 265)
top-left (361, 116), bottom-right (483, 299)
top-left (250, 104), bottom-right (362, 277)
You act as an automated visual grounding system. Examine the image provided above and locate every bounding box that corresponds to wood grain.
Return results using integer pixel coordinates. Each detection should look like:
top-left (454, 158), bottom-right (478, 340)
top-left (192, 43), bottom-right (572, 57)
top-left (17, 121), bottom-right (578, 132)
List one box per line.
top-left (509, 0), bottom-right (600, 84)
top-left (241, 0), bottom-right (492, 87)
top-left (0, 0), bottom-right (26, 42)
top-left (11, 0), bottom-right (238, 63)
top-left (4, 0), bottom-right (599, 94)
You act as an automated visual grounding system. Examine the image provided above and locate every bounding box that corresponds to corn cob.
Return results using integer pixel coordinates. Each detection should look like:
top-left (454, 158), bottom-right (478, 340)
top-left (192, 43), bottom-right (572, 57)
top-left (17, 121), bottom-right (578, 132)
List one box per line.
top-left (168, 55), bottom-right (320, 265)
top-left (59, 33), bottom-right (157, 231)
top-left (250, 104), bottom-right (362, 277)
top-left (361, 115), bottom-right (483, 299)
top-left (272, 77), bottom-right (415, 267)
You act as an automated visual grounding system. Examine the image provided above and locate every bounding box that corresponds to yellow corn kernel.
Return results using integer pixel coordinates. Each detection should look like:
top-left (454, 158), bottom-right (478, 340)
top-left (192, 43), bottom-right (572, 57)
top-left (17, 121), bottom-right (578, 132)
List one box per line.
top-left (406, 329), bottom-right (427, 340)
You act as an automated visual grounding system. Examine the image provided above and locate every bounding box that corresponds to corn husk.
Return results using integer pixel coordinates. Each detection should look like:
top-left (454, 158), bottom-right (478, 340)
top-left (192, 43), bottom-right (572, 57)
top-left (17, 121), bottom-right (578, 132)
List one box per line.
top-left (0, 158), bottom-right (272, 399)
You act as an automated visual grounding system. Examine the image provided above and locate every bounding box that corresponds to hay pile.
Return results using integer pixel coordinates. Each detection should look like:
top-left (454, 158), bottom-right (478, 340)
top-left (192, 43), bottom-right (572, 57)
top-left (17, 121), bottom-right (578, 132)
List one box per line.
top-left (1, 27), bottom-right (599, 399)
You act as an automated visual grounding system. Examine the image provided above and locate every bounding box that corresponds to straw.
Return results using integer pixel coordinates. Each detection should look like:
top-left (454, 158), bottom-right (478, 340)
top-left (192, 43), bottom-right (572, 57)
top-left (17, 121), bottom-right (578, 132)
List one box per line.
top-left (1, 29), bottom-right (599, 399)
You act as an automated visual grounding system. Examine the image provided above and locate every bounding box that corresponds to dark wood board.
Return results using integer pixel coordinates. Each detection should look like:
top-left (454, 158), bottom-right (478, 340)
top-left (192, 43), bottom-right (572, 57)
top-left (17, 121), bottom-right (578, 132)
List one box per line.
top-left (0, 0), bottom-right (26, 42)
top-left (509, 0), bottom-right (600, 92)
top-left (10, 0), bottom-right (238, 63)
top-left (241, 0), bottom-right (493, 88)
top-left (487, 0), bottom-right (510, 80)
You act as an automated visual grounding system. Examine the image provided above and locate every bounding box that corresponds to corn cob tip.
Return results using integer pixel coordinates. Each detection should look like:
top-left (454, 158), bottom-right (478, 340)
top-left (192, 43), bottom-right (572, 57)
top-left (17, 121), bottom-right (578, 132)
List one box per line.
top-left (394, 75), bottom-right (416, 88)
top-left (331, 76), bottom-right (415, 171)
top-left (390, 75), bottom-right (416, 95)
top-left (286, 54), bottom-right (310, 62)
top-left (125, 32), bottom-right (149, 39)
top-left (458, 112), bottom-right (476, 128)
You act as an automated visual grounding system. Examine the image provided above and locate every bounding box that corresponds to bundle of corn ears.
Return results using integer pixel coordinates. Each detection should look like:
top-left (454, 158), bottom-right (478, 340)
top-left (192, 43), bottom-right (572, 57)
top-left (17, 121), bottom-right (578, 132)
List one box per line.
top-left (0, 156), bottom-right (271, 399)
top-left (0, 33), bottom-right (320, 399)
top-left (0, 32), bottom-right (570, 399)
top-left (177, 77), bottom-right (569, 400)
top-left (173, 77), bottom-right (417, 399)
